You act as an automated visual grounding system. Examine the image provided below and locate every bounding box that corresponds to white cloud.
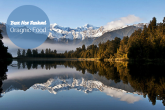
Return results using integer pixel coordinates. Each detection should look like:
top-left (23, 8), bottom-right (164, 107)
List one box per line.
top-left (104, 15), bottom-right (141, 31)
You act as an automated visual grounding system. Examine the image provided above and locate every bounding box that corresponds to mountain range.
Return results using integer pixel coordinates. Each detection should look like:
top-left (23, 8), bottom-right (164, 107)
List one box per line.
top-left (0, 22), bottom-right (148, 46)
top-left (47, 23), bottom-right (147, 45)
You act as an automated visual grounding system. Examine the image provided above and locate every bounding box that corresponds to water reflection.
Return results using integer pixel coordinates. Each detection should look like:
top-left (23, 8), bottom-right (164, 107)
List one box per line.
top-left (2, 60), bottom-right (165, 107)
top-left (0, 60), bottom-right (12, 97)
top-left (32, 77), bottom-right (142, 103)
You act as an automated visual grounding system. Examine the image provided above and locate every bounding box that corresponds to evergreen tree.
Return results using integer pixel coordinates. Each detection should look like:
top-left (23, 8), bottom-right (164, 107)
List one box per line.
top-left (82, 44), bottom-right (86, 51)
top-left (54, 50), bottom-right (57, 54)
top-left (151, 17), bottom-right (157, 32)
top-left (45, 48), bottom-right (49, 54)
top-left (64, 50), bottom-right (68, 58)
top-left (0, 30), bottom-right (2, 39)
top-left (41, 49), bottom-right (44, 57)
top-left (163, 17), bottom-right (165, 35)
top-left (22, 49), bottom-right (26, 57)
top-left (49, 48), bottom-right (51, 53)
top-left (26, 49), bottom-right (32, 57)
top-left (32, 49), bottom-right (36, 57)
top-left (117, 36), bottom-right (129, 58)
top-left (17, 49), bottom-right (21, 57)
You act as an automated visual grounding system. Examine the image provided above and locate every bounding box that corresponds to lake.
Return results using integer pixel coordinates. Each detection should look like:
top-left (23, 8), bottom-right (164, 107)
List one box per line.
top-left (0, 60), bottom-right (164, 110)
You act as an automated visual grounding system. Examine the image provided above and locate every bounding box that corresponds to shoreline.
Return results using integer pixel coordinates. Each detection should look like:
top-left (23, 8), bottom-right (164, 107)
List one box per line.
top-left (12, 57), bottom-right (165, 63)
top-left (13, 58), bottom-right (100, 61)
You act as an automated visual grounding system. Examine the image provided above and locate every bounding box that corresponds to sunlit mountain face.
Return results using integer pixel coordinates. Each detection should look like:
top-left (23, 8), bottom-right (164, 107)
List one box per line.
top-left (0, 60), bottom-right (165, 110)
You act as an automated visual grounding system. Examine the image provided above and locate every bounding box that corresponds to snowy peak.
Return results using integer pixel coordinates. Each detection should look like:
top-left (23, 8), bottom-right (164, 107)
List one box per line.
top-left (49, 23), bottom-right (101, 40)
top-left (50, 23), bottom-right (99, 31)
top-left (50, 23), bottom-right (71, 31)
top-left (83, 24), bottom-right (99, 29)
top-left (133, 23), bottom-right (149, 27)
top-left (84, 24), bottom-right (93, 27)
top-left (50, 23), bottom-right (58, 30)
top-left (48, 23), bottom-right (147, 40)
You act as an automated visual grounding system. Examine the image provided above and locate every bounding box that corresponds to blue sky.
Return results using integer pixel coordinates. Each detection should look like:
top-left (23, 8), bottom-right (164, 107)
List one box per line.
top-left (0, 0), bottom-right (164, 28)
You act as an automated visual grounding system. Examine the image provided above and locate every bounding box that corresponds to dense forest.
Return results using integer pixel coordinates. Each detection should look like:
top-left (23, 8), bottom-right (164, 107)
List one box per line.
top-left (17, 17), bottom-right (165, 60)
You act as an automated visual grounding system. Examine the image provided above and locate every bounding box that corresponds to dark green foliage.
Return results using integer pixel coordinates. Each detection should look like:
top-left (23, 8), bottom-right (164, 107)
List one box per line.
top-left (17, 49), bottom-right (21, 57)
top-left (32, 49), bottom-right (38, 57)
top-left (126, 17), bottom-right (165, 59)
top-left (0, 60), bottom-right (12, 97)
top-left (0, 29), bottom-right (12, 59)
top-left (41, 49), bottom-right (44, 57)
top-left (22, 49), bottom-right (26, 57)
top-left (18, 48), bottom-right (64, 58)
top-left (26, 49), bottom-right (32, 57)
top-left (0, 29), bottom-right (12, 96)
top-left (82, 44), bottom-right (86, 51)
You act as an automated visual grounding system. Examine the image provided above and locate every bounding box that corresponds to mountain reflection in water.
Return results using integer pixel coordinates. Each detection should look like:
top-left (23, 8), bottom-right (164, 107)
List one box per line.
top-left (1, 60), bottom-right (165, 107)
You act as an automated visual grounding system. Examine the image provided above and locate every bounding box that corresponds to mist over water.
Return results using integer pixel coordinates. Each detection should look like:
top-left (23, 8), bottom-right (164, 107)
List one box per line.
top-left (2, 36), bottom-right (78, 57)
top-left (36, 42), bottom-right (78, 53)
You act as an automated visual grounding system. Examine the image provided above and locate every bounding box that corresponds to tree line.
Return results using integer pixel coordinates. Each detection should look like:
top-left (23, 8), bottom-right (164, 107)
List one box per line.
top-left (17, 48), bottom-right (65, 58)
top-left (17, 17), bottom-right (165, 59)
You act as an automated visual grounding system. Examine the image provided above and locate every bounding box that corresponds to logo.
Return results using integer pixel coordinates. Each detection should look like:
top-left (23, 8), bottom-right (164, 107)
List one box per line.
top-left (6, 5), bottom-right (50, 49)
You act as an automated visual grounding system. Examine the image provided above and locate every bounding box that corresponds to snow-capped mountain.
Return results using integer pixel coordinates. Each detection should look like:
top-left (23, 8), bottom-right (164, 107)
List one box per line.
top-left (0, 22), bottom-right (147, 41)
top-left (133, 23), bottom-right (148, 27)
top-left (49, 23), bottom-right (101, 40)
top-left (48, 23), bottom-right (147, 41)
top-left (0, 22), bottom-right (148, 46)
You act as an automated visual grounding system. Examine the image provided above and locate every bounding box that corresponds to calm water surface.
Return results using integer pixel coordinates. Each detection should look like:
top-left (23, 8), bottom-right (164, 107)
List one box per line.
top-left (0, 60), bottom-right (164, 110)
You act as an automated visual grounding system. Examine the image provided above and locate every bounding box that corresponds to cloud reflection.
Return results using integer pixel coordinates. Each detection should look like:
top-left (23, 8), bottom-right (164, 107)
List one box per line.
top-left (103, 87), bottom-right (142, 103)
